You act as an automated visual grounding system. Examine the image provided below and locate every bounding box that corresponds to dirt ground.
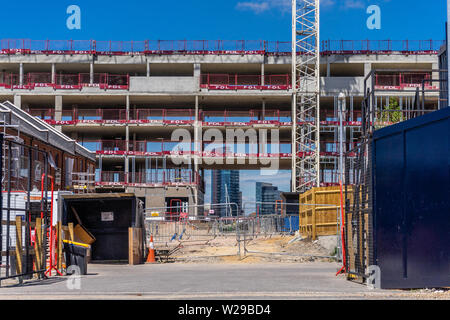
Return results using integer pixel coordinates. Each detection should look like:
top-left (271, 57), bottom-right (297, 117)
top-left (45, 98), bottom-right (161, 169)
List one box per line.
top-left (160, 235), bottom-right (334, 264)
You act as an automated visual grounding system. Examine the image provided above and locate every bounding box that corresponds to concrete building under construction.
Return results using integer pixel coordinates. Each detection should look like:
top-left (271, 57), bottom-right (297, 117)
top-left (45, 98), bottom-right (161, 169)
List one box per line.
top-left (0, 39), bottom-right (444, 215)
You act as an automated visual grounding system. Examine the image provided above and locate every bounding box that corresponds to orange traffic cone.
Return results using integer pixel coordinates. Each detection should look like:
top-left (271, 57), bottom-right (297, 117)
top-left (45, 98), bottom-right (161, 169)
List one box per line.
top-left (146, 235), bottom-right (156, 263)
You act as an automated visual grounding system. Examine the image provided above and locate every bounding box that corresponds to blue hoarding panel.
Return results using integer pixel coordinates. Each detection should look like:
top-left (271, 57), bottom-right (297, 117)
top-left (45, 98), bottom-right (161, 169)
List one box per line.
top-left (372, 107), bottom-right (450, 289)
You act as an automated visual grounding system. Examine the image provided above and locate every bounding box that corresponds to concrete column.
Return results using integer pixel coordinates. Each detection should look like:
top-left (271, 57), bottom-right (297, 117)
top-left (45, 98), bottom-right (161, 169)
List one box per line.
top-left (261, 63), bottom-right (265, 86)
top-left (55, 96), bottom-right (63, 121)
top-left (51, 63), bottom-right (56, 84)
top-left (146, 60), bottom-right (150, 78)
top-left (19, 63), bottom-right (24, 86)
top-left (13, 95), bottom-right (21, 109)
top-left (364, 63), bottom-right (372, 91)
top-left (55, 95), bottom-right (63, 131)
top-left (364, 63), bottom-right (372, 76)
top-left (90, 62), bottom-right (94, 85)
top-left (193, 63), bottom-right (201, 91)
top-left (326, 63), bottom-right (331, 77)
top-left (262, 99), bottom-right (266, 120)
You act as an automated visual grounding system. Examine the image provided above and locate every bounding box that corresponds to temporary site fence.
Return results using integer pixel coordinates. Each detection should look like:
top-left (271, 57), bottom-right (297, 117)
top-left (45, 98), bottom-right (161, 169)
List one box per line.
top-left (144, 201), bottom-right (341, 261)
top-left (0, 135), bottom-right (52, 285)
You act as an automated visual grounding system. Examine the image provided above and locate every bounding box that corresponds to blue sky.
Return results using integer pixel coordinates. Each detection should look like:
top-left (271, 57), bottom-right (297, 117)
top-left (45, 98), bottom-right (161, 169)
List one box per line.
top-left (1, 1), bottom-right (445, 212)
top-left (0, 1), bottom-right (446, 41)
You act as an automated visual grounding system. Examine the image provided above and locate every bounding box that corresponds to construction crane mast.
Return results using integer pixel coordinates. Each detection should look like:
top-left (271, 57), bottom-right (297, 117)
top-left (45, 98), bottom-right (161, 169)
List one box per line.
top-left (291, 0), bottom-right (321, 193)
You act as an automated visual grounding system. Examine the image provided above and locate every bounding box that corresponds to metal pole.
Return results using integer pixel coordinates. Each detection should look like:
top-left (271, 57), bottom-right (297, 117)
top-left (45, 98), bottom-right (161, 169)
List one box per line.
top-left (0, 134), bottom-right (3, 281)
top-left (338, 92), bottom-right (346, 184)
top-left (5, 141), bottom-right (11, 277)
top-left (24, 146), bottom-right (32, 280)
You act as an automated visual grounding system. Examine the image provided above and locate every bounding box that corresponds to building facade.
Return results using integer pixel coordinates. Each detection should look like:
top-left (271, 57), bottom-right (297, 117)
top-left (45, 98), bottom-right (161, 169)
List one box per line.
top-left (0, 39), bottom-right (443, 215)
top-left (211, 170), bottom-right (240, 216)
top-left (256, 182), bottom-right (282, 215)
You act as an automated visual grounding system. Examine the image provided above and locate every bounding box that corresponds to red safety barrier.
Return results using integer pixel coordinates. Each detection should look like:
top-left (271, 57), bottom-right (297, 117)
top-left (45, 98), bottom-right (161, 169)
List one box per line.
top-left (27, 73), bottom-right (53, 87)
top-left (0, 39), bottom-right (444, 56)
top-left (374, 72), bottom-right (437, 90)
top-left (0, 72), bottom-right (129, 90)
top-left (200, 74), bottom-right (291, 90)
top-left (97, 171), bottom-right (127, 186)
top-left (27, 109), bottom-right (55, 120)
top-left (131, 109), bottom-right (194, 124)
top-left (321, 39), bottom-right (443, 55)
top-left (0, 72), bottom-right (20, 88)
top-left (97, 169), bottom-right (200, 187)
top-left (75, 109), bottom-right (127, 123)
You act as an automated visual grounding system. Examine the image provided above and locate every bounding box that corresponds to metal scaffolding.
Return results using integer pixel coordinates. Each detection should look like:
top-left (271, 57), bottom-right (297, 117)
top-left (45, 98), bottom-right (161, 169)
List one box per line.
top-left (291, 0), bottom-right (321, 193)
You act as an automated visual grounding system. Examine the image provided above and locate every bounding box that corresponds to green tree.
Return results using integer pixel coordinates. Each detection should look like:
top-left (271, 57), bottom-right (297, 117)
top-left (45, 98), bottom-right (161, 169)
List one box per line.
top-left (380, 97), bottom-right (402, 124)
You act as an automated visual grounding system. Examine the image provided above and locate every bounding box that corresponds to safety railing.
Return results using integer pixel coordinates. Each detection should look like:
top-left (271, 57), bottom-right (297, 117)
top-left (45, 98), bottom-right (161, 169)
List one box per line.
top-left (128, 170), bottom-right (198, 186)
top-left (27, 108), bottom-right (55, 120)
top-left (374, 72), bottom-right (437, 90)
top-left (202, 142), bottom-right (292, 158)
top-left (96, 169), bottom-right (201, 187)
top-left (0, 72), bottom-right (129, 90)
top-left (131, 109), bottom-right (194, 124)
top-left (200, 74), bottom-right (291, 90)
top-left (320, 141), bottom-right (360, 156)
top-left (319, 170), bottom-right (341, 187)
top-left (321, 40), bottom-right (443, 54)
top-left (80, 139), bottom-right (361, 158)
top-left (29, 107), bottom-right (366, 128)
top-left (96, 171), bottom-right (127, 185)
top-left (319, 110), bottom-right (363, 123)
top-left (80, 140), bottom-right (127, 155)
top-left (373, 109), bottom-right (436, 125)
top-left (1, 39), bottom-right (443, 56)
top-left (200, 110), bottom-right (292, 125)
top-left (75, 109), bottom-right (128, 123)
top-left (0, 72), bottom-right (20, 88)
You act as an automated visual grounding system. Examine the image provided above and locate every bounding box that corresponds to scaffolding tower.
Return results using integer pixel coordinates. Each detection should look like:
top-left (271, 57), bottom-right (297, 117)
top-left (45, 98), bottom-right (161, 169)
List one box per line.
top-left (291, 0), bottom-right (321, 193)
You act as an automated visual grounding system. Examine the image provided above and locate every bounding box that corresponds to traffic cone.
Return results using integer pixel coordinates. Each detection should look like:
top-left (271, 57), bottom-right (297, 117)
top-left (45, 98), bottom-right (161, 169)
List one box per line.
top-left (146, 235), bottom-right (156, 263)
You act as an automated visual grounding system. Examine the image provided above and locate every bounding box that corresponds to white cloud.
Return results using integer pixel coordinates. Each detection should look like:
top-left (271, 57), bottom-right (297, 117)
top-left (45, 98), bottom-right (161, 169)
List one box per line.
top-left (236, 1), bottom-right (270, 13)
top-left (235, 0), bottom-right (291, 14)
top-left (343, 0), bottom-right (365, 9)
top-left (235, 0), bottom-right (376, 15)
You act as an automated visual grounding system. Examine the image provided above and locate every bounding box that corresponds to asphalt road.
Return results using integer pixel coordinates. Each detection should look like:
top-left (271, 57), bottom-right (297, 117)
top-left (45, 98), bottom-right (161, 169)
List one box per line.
top-left (0, 262), bottom-right (441, 300)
